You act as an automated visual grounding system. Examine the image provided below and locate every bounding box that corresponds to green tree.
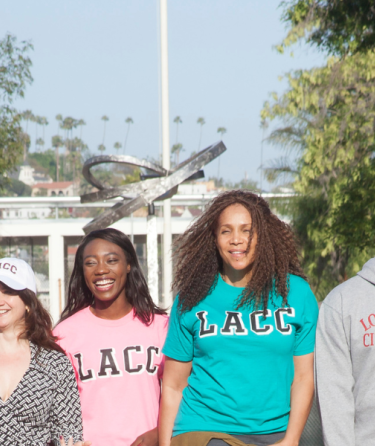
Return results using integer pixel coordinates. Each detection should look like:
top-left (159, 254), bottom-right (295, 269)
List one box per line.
top-left (197, 117), bottom-right (205, 150)
top-left (55, 113), bottom-right (62, 135)
top-left (279, 0), bottom-right (375, 56)
top-left (173, 116), bottom-right (182, 144)
top-left (0, 33), bottom-right (33, 182)
top-left (98, 144), bottom-right (106, 153)
top-left (171, 143), bottom-right (184, 166)
top-left (52, 135), bottom-right (64, 181)
top-left (28, 150), bottom-right (57, 182)
top-left (123, 117), bottom-right (133, 153)
top-left (78, 119), bottom-right (86, 139)
top-left (101, 115), bottom-right (109, 145)
top-left (261, 50), bottom-right (375, 296)
top-left (40, 116), bottom-right (48, 143)
top-left (36, 137), bottom-right (44, 152)
top-left (1, 178), bottom-right (31, 197)
top-left (114, 141), bottom-right (122, 154)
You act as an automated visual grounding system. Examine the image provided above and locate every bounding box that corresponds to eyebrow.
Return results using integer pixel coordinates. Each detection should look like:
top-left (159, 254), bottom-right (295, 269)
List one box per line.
top-left (219, 223), bottom-right (251, 227)
top-left (83, 252), bottom-right (120, 260)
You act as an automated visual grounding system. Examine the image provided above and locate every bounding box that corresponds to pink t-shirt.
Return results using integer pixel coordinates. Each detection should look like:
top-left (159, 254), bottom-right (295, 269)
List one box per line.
top-left (53, 307), bottom-right (169, 446)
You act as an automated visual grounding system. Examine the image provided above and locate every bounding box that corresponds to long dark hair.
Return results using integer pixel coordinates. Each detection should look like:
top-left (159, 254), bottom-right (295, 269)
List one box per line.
top-left (60, 228), bottom-right (165, 325)
top-left (173, 190), bottom-right (306, 315)
top-left (0, 282), bottom-right (64, 354)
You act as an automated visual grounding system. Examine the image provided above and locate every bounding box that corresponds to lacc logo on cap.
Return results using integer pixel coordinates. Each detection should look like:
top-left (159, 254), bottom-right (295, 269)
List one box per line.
top-left (0, 262), bottom-right (17, 274)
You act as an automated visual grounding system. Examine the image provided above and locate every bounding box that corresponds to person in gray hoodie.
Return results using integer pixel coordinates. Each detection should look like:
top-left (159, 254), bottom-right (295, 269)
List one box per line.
top-left (315, 257), bottom-right (375, 445)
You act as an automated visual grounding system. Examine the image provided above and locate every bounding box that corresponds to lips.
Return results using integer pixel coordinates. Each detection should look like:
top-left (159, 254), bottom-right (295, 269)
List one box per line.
top-left (229, 250), bottom-right (246, 256)
top-left (0, 309), bottom-right (9, 315)
top-left (93, 278), bottom-right (115, 292)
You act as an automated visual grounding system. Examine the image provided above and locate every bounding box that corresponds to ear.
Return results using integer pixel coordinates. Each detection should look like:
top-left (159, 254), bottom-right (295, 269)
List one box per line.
top-left (127, 264), bottom-right (131, 273)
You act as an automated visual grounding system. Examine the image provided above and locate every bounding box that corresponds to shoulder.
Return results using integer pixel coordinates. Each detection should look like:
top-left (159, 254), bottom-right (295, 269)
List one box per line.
top-left (54, 307), bottom-right (89, 336)
top-left (288, 275), bottom-right (318, 313)
top-left (288, 274), bottom-right (312, 291)
top-left (35, 346), bottom-right (74, 375)
top-left (322, 275), bottom-right (366, 312)
top-left (151, 313), bottom-right (169, 329)
top-left (288, 275), bottom-right (316, 303)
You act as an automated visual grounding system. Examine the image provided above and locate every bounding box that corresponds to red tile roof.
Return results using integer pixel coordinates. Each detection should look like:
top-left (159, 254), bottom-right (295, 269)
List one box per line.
top-left (32, 181), bottom-right (73, 189)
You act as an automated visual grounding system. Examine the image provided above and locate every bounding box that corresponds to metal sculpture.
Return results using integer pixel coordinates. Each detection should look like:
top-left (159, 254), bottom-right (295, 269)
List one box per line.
top-left (80, 140), bottom-right (227, 234)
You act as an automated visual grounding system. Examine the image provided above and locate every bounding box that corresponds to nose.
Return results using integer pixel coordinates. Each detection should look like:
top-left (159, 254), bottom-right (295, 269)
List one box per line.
top-left (230, 229), bottom-right (243, 245)
top-left (94, 261), bottom-right (110, 275)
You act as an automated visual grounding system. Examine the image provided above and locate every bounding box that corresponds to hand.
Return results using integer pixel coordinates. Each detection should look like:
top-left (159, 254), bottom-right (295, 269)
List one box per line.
top-left (59, 436), bottom-right (92, 446)
top-left (130, 427), bottom-right (158, 446)
top-left (269, 440), bottom-right (298, 446)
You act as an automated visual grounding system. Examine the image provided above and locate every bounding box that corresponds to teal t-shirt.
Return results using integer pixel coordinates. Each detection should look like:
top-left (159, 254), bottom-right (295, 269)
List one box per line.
top-left (162, 274), bottom-right (319, 436)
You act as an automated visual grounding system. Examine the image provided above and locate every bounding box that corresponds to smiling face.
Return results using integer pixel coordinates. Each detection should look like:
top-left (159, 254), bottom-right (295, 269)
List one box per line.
top-left (215, 203), bottom-right (257, 286)
top-left (83, 238), bottom-right (131, 307)
top-left (0, 282), bottom-right (26, 333)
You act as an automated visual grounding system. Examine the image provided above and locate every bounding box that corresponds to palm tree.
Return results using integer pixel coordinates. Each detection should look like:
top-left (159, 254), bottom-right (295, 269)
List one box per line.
top-left (197, 117), bottom-right (205, 150)
top-left (36, 137), bottom-right (44, 153)
top-left (216, 127), bottom-right (227, 182)
top-left (114, 142), bottom-right (122, 154)
top-left (21, 110), bottom-right (34, 159)
top-left (101, 115), bottom-right (109, 145)
top-left (98, 144), bottom-right (106, 153)
top-left (217, 126), bottom-right (227, 139)
top-left (60, 117), bottom-right (78, 178)
top-left (52, 135), bottom-right (64, 181)
top-left (40, 117), bottom-right (48, 145)
top-left (123, 117), bottom-right (133, 153)
top-left (20, 132), bottom-right (30, 160)
top-left (171, 143), bottom-right (184, 166)
top-left (173, 116), bottom-right (182, 144)
top-left (22, 110), bottom-right (34, 134)
top-left (31, 115), bottom-right (40, 152)
top-left (78, 119), bottom-right (86, 139)
top-left (55, 114), bottom-right (63, 135)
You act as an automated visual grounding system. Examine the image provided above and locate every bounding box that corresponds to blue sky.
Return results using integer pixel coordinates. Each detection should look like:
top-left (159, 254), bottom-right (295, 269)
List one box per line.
top-left (4, 0), bottom-right (324, 189)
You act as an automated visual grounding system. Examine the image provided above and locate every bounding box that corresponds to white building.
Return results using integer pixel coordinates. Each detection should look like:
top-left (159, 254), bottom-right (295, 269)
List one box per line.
top-left (32, 181), bottom-right (75, 197)
top-left (18, 163), bottom-right (53, 186)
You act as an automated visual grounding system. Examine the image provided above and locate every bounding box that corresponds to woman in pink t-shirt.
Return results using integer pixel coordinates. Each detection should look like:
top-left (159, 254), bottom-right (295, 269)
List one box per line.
top-left (54, 228), bottom-right (168, 446)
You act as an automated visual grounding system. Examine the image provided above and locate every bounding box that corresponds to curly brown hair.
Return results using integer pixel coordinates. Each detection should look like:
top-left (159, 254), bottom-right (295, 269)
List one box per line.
top-left (1, 282), bottom-right (64, 355)
top-left (173, 190), bottom-right (305, 315)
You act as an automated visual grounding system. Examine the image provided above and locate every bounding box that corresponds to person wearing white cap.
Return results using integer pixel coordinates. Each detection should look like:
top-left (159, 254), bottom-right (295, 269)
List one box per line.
top-left (0, 257), bottom-right (91, 446)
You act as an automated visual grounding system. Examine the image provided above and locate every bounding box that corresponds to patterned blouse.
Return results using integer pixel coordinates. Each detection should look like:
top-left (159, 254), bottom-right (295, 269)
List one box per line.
top-left (0, 342), bottom-right (83, 446)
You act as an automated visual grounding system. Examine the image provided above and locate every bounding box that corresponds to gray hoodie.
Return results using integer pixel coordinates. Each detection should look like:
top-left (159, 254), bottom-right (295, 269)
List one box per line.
top-left (315, 257), bottom-right (375, 446)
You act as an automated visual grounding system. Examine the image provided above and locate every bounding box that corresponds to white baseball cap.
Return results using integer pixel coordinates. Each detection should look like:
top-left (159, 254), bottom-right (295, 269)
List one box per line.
top-left (0, 258), bottom-right (37, 294)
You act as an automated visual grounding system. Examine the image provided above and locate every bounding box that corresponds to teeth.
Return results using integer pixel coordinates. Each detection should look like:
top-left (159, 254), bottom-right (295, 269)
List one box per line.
top-left (95, 279), bottom-right (114, 285)
top-left (0, 310), bottom-right (9, 314)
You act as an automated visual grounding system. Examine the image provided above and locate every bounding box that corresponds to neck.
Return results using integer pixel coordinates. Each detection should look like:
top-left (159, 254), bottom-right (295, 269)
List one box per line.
top-left (0, 326), bottom-right (28, 354)
top-left (90, 293), bottom-right (133, 320)
top-left (221, 265), bottom-right (253, 288)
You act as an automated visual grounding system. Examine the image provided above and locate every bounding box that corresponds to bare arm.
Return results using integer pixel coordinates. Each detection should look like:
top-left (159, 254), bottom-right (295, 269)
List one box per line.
top-left (271, 353), bottom-right (314, 446)
top-left (159, 357), bottom-right (192, 446)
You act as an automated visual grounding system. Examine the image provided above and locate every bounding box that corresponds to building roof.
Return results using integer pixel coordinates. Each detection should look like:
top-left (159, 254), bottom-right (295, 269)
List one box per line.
top-left (32, 181), bottom-right (73, 189)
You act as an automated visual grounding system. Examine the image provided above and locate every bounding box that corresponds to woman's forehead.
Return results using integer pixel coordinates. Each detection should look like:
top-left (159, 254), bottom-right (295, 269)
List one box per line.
top-left (218, 204), bottom-right (252, 224)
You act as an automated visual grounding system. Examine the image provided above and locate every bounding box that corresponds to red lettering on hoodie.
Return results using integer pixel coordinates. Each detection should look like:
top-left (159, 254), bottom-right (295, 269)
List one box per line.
top-left (360, 318), bottom-right (371, 331)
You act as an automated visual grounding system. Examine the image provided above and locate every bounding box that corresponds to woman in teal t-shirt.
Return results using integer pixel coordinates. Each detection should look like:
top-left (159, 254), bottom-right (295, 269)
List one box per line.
top-left (159, 190), bottom-right (319, 446)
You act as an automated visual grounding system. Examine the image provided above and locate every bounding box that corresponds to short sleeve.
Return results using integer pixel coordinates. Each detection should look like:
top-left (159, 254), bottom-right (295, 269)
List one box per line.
top-left (49, 355), bottom-right (84, 444)
top-left (157, 314), bottom-right (170, 379)
top-left (293, 285), bottom-right (319, 356)
top-left (162, 296), bottom-right (194, 362)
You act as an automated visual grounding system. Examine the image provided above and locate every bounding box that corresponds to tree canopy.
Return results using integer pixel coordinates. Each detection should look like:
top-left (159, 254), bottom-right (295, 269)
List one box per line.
top-left (0, 33), bottom-right (33, 180)
top-left (279, 0), bottom-right (375, 56)
top-left (261, 1), bottom-right (375, 297)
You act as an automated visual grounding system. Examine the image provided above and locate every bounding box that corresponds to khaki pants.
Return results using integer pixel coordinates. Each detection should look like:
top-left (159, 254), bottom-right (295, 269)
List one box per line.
top-left (171, 431), bottom-right (283, 446)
